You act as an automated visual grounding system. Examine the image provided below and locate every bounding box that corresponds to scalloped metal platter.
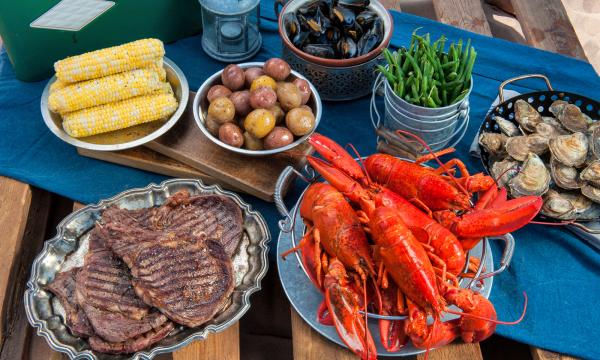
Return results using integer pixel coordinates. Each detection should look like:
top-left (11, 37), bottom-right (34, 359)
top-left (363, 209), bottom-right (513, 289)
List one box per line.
top-left (25, 179), bottom-right (270, 359)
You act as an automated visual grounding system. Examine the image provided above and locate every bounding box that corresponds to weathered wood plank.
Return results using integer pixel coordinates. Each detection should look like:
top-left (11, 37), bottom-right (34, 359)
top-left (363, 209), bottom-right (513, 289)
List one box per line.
top-left (379, 0), bottom-right (401, 11)
top-left (511, 0), bottom-right (587, 59)
top-left (485, 0), bottom-right (514, 15)
top-left (418, 342), bottom-right (484, 360)
top-left (172, 323), bottom-right (240, 360)
top-left (432, 0), bottom-right (493, 36)
top-left (291, 310), bottom-right (357, 360)
top-left (531, 347), bottom-right (579, 360)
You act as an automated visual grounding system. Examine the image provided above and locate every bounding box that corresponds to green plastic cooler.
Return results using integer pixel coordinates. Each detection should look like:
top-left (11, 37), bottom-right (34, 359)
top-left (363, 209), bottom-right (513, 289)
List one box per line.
top-left (0, 0), bottom-right (203, 82)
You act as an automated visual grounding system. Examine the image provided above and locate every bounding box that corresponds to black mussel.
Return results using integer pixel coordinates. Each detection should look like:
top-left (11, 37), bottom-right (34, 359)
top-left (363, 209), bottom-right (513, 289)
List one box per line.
top-left (306, 18), bottom-right (322, 33)
top-left (284, 13), bottom-right (301, 38)
top-left (325, 26), bottom-right (341, 43)
top-left (303, 43), bottom-right (336, 58)
top-left (297, 1), bottom-right (319, 16)
top-left (338, 0), bottom-right (370, 12)
top-left (357, 31), bottom-right (379, 56)
top-left (311, 32), bottom-right (330, 45)
top-left (346, 22), bottom-right (363, 42)
top-left (356, 10), bottom-right (376, 27)
top-left (293, 30), bottom-right (310, 48)
top-left (318, 0), bottom-right (335, 18)
top-left (371, 17), bottom-right (383, 37)
top-left (332, 6), bottom-right (355, 28)
top-left (337, 36), bottom-right (357, 58)
top-left (316, 7), bottom-right (332, 30)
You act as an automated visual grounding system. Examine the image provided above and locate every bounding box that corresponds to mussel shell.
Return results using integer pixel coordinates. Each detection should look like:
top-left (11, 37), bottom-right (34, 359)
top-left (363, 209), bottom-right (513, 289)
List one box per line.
top-left (332, 6), bottom-right (356, 28)
top-left (302, 43), bottom-right (336, 58)
top-left (491, 159), bottom-right (520, 188)
top-left (505, 134), bottom-right (548, 161)
top-left (479, 133), bottom-right (507, 156)
top-left (338, 0), bottom-right (370, 12)
top-left (494, 115), bottom-right (521, 137)
top-left (508, 152), bottom-right (550, 197)
top-left (580, 159), bottom-right (600, 183)
top-left (581, 184), bottom-right (600, 204)
top-left (356, 10), bottom-right (377, 27)
top-left (541, 189), bottom-right (576, 219)
top-left (337, 36), bottom-right (357, 58)
top-left (548, 132), bottom-right (589, 167)
top-left (514, 99), bottom-right (542, 133)
top-left (284, 13), bottom-right (301, 37)
top-left (550, 100), bottom-right (592, 133)
top-left (550, 157), bottom-right (583, 190)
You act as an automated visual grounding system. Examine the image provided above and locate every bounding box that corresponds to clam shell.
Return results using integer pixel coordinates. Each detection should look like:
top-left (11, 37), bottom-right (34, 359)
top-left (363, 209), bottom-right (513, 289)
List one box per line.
top-left (550, 157), bottom-right (583, 189)
top-left (508, 152), bottom-right (550, 197)
top-left (514, 99), bottom-right (542, 132)
top-left (490, 159), bottom-right (520, 188)
top-left (479, 133), bottom-right (507, 156)
top-left (550, 100), bottom-right (591, 133)
top-left (494, 115), bottom-right (521, 137)
top-left (581, 183), bottom-right (600, 204)
top-left (505, 134), bottom-right (548, 161)
top-left (548, 132), bottom-right (588, 167)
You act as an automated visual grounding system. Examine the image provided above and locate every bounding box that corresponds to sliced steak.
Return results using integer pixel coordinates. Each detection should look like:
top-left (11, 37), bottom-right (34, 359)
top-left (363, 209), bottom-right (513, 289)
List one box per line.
top-left (88, 321), bottom-right (174, 354)
top-left (130, 239), bottom-right (234, 328)
top-left (76, 249), bottom-right (169, 343)
top-left (46, 269), bottom-right (94, 337)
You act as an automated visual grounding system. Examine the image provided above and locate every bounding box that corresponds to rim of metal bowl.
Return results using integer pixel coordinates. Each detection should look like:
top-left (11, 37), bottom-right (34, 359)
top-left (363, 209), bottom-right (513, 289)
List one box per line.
top-left (40, 57), bottom-right (190, 152)
top-left (193, 62), bottom-right (322, 157)
top-left (24, 178), bottom-right (271, 360)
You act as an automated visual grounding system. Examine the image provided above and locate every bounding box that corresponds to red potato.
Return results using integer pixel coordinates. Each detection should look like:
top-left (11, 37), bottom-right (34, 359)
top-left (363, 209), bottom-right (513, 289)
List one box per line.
top-left (229, 90), bottom-right (252, 117)
top-left (208, 97), bottom-right (236, 124)
top-left (264, 127), bottom-right (294, 149)
top-left (205, 114), bottom-right (221, 136)
top-left (263, 58), bottom-right (291, 81)
top-left (207, 85), bottom-right (232, 102)
top-left (250, 86), bottom-right (277, 109)
top-left (218, 123), bottom-right (244, 148)
top-left (221, 64), bottom-right (245, 91)
top-left (268, 102), bottom-right (285, 124)
top-left (276, 82), bottom-right (302, 111)
top-left (293, 78), bottom-right (312, 105)
top-left (245, 67), bottom-right (265, 88)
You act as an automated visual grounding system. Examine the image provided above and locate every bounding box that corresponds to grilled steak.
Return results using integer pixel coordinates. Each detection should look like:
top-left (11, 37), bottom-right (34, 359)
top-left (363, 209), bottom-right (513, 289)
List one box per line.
top-left (46, 269), bottom-right (94, 337)
top-left (75, 249), bottom-right (170, 343)
top-left (101, 191), bottom-right (243, 256)
top-left (88, 321), bottom-right (174, 354)
top-left (129, 239), bottom-right (234, 327)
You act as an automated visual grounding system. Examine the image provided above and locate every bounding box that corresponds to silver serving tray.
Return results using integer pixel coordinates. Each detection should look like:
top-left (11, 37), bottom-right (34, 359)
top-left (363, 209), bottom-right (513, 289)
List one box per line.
top-left (193, 62), bottom-right (322, 157)
top-left (25, 179), bottom-right (270, 359)
top-left (274, 166), bottom-right (514, 357)
top-left (41, 57), bottom-right (189, 151)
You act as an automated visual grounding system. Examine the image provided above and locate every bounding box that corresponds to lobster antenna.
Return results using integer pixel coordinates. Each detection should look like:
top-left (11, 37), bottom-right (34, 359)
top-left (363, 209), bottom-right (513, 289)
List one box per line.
top-left (395, 130), bottom-right (470, 197)
top-left (345, 143), bottom-right (373, 185)
top-left (363, 276), bottom-right (370, 360)
top-left (444, 292), bottom-right (528, 325)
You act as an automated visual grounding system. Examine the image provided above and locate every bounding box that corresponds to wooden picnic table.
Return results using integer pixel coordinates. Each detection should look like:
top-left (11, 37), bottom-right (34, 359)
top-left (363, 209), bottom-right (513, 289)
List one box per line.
top-left (0, 1), bottom-right (588, 359)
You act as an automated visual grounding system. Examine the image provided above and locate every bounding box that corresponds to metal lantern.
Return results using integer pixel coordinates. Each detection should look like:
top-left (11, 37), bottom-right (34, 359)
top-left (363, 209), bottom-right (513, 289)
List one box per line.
top-left (199, 0), bottom-right (262, 62)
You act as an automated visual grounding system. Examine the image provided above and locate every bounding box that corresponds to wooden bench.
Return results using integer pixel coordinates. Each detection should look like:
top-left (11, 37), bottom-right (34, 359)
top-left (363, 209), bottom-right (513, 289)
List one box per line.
top-left (0, 0), bottom-right (589, 359)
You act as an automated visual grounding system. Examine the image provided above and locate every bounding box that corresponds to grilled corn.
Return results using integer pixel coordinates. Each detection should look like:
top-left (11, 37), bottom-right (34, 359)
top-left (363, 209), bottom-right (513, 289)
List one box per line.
top-left (62, 93), bottom-right (178, 138)
top-left (49, 68), bottom-right (164, 114)
top-left (54, 38), bottom-right (165, 83)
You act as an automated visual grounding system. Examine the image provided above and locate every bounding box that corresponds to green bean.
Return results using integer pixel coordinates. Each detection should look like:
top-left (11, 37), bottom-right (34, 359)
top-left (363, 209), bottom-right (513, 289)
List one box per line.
top-left (425, 96), bottom-right (437, 108)
top-left (405, 52), bottom-right (422, 78)
top-left (377, 65), bottom-right (396, 84)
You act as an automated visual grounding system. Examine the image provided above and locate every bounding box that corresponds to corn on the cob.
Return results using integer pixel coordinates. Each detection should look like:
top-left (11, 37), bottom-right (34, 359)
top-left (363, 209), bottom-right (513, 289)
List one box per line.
top-left (50, 79), bottom-right (68, 92)
top-left (62, 93), bottom-right (178, 138)
top-left (150, 59), bottom-right (167, 81)
top-left (49, 68), bottom-right (164, 114)
top-left (54, 38), bottom-right (165, 83)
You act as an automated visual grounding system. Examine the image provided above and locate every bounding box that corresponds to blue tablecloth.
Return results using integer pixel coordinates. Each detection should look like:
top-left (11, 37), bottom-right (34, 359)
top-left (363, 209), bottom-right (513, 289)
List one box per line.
top-left (1, 3), bottom-right (599, 359)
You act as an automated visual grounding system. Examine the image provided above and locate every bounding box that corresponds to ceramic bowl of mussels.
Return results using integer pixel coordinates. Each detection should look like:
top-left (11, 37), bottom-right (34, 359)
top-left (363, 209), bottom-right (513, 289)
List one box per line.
top-left (274, 0), bottom-right (393, 101)
top-left (478, 74), bottom-right (600, 223)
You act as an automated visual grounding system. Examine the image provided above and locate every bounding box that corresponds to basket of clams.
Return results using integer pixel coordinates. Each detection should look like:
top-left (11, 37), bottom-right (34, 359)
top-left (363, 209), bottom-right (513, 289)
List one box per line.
top-left (478, 74), bottom-right (600, 224)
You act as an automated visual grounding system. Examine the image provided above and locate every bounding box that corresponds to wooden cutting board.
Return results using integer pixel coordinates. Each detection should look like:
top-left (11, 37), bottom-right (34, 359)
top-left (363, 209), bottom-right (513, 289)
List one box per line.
top-left (78, 91), bottom-right (312, 202)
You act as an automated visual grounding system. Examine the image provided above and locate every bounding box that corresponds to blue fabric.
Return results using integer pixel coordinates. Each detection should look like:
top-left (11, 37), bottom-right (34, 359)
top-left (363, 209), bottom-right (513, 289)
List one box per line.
top-left (1, 3), bottom-right (599, 358)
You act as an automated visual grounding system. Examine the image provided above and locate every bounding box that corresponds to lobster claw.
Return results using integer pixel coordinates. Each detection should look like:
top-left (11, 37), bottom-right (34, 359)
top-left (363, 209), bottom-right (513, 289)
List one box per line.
top-left (309, 133), bottom-right (368, 185)
top-left (324, 259), bottom-right (377, 360)
top-left (442, 286), bottom-right (497, 343)
top-left (378, 282), bottom-right (408, 352)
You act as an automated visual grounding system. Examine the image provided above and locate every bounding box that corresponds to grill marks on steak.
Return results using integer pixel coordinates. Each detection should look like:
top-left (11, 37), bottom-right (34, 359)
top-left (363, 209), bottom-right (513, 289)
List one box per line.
top-left (46, 269), bottom-right (94, 338)
top-left (88, 321), bottom-right (175, 355)
top-left (130, 239), bottom-right (234, 328)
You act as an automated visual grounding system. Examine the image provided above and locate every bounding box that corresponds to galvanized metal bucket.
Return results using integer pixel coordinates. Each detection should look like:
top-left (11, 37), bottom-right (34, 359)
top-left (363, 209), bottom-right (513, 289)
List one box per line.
top-left (371, 72), bottom-right (472, 151)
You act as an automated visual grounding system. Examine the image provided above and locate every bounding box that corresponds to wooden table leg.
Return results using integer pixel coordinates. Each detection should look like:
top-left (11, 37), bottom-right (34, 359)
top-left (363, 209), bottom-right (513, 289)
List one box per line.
top-left (432, 0), bottom-right (493, 36)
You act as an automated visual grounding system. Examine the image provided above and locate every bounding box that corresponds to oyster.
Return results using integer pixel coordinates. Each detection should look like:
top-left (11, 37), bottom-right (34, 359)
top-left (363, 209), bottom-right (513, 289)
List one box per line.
top-left (494, 115), bottom-right (521, 137)
top-left (491, 159), bottom-right (520, 188)
top-left (541, 116), bottom-right (569, 134)
top-left (581, 184), bottom-right (600, 204)
top-left (548, 132), bottom-right (588, 167)
top-left (580, 160), bottom-right (600, 185)
top-left (591, 126), bottom-right (600, 159)
top-left (508, 153), bottom-right (550, 197)
top-left (535, 123), bottom-right (562, 139)
top-left (514, 99), bottom-right (542, 132)
top-left (505, 134), bottom-right (549, 161)
top-left (479, 133), bottom-right (507, 156)
top-left (541, 190), bottom-right (575, 219)
top-left (550, 157), bottom-right (582, 189)
top-left (549, 100), bottom-right (592, 133)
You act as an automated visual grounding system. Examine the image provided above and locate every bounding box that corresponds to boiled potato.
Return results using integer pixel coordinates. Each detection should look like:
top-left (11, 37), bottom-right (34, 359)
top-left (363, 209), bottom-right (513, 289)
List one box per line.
top-left (277, 82), bottom-right (302, 111)
top-left (208, 97), bottom-right (236, 124)
top-left (263, 58), bottom-right (291, 81)
top-left (243, 131), bottom-right (264, 150)
top-left (250, 75), bottom-right (277, 91)
top-left (221, 64), bottom-right (245, 91)
top-left (218, 123), bottom-right (244, 148)
top-left (205, 114), bottom-right (221, 136)
top-left (268, 102), bottom-right (285, 124)
top-left (286, 108), bottom-right (315, 136)
top-left (293, 78), bottom-right (312, 105)
top-left (250, 86), bottom-right (277, 109)
top-left (245, 67), bottom-right (265, 88)
top-left (244, 109), bottom-right (276, 138)
top-left (229, 90), bottom-right (252, 116)
top-left (207, 85), bottom-right (232, 102)
top-left (264, 126), bottom-right (294, 149)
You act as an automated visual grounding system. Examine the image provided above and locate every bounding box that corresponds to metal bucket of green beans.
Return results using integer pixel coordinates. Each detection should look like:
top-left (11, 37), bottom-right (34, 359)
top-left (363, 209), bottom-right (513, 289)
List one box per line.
top-left (373, 31), bottom-right (476, 150)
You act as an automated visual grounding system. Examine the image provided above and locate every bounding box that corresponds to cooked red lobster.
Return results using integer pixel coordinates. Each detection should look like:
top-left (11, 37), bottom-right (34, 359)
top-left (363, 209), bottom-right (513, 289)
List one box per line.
top-left (282, 133), bottom-right (539, 359)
